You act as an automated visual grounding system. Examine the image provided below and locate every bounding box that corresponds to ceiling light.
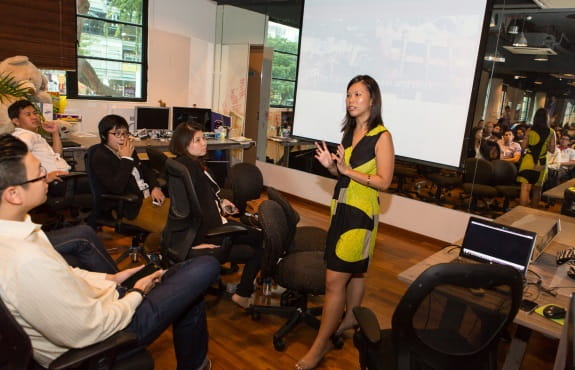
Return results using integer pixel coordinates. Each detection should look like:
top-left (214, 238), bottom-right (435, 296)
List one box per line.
top-left (514, 75), bottom-right (526, 79)
top-left (534, 55), bottom-right (549, 61)
top-left (508, 24), bottom-right (519, 34)
top-left (490, 16), bottom-right (496, 28)
top-left (534, 81), bottom-right (543, 85)
top-left (513, 32), bottom-right (528, 47)
top-left (484, 54), bottom-right (505, 63)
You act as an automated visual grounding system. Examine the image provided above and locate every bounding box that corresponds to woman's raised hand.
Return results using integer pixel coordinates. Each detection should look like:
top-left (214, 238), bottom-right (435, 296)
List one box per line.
top-left (314, 141), bottom-right (335, 169)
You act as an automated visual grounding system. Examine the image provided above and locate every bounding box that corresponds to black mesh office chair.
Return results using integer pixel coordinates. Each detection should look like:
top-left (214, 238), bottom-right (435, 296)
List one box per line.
top-left (266, 187), bottom-right (327, 252)
top-left (492, 159), bottom-right (520, 211)
top-left (353, 263), bottom-right (522, 370)
top-left (161, 158), bottom-right (248, 266)
top-left (247, 200), bottom-right (326, 351)
top-left (461, 158), bottom-right (498, 214)
top-left (145, 147), bottom-right (168, 189)
top-left (85, 145), bottom-right (153, 264)
top-left (224, 162), bottom-right (264, 220)
top-left (0, 295), bottom-right (153, 370)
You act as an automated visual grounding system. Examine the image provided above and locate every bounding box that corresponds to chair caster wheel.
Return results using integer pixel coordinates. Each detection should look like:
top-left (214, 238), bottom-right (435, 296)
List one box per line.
top-left (273, 337), bottom-right (286, 351)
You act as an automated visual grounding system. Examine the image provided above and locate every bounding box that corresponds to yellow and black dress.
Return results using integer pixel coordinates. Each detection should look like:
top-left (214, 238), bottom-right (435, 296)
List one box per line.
top-left (326, 125), bottom-right (388, 273)
top-left (517, 126), bottom-right (553, 187)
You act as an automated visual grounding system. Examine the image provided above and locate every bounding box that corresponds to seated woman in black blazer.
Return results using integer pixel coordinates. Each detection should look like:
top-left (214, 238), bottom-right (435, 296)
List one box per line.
top-left (91, 115), bottom-right (167, 231)
top-left (170, 122), bottom-right (263, 309)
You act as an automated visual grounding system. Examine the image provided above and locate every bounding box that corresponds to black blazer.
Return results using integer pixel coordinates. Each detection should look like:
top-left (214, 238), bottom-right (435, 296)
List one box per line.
top-left (90, 143), bottom-right (160, 219)
top-left (175, 156), bottom-right (223, 243)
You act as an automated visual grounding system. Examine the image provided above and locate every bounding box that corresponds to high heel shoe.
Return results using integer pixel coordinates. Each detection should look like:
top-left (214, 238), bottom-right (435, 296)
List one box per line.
top-left (330, 331), bottom-right (345, 349)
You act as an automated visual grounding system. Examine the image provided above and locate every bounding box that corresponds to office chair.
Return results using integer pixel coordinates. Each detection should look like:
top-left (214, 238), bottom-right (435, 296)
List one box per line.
top-left (266, 187), bottom-right (327, 252)
top-left (0, 295), bottom-right (153, 370)
top-left (161, 158), bottom-right (248, 266)
top-left (491, 159), bottom-right (520, 211)
top-left (461, 158), bottom-right (498, 214)
top-left (85, 145), bottom-right (153, 264)
top-left (145, 147), bottom-right (168, 189)
top-left (353, 263), bottom-right (522, 370)
top-left (425, 168), bottom-right (462, 205)
top-left (225, 162), bottom-right (264, 217)
top-left (247, 200), bottom-right (326, 351)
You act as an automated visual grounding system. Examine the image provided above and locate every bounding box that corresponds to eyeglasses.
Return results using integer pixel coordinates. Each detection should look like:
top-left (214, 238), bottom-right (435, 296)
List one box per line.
top-left (109, 131), bottom-right (129, 138)
top-left (1, 166), bottom-right (48, 190)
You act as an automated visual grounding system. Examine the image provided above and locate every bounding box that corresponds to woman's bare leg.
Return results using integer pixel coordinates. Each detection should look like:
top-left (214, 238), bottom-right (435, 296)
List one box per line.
top-left (519, 183), bottom-right (531, 206)
top-left (336, 274), bottom-right (365, 333)
top-left (296, 269), bottom-right (350, 369)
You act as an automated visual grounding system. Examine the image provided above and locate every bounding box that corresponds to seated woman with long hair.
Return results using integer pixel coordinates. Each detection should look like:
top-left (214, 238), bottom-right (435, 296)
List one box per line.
top-left (169, 122), bottom-right (263, 308)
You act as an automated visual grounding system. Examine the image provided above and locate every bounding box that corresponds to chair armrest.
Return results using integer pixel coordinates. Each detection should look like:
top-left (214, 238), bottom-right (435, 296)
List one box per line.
top-left (353, 306), bottom-right (382, 344)
top-left (100, 193), bottom-right (140, 203)
top-left (59, 171), bottom-right (87, 179)
top-left (49, 331), bottom-right (138, 370)
top-left (205, 223), bottom-right (248, 237)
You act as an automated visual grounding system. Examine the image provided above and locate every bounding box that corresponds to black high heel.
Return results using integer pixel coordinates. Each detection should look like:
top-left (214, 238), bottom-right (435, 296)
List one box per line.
top-left (331, 331), bottom-right (345, 349)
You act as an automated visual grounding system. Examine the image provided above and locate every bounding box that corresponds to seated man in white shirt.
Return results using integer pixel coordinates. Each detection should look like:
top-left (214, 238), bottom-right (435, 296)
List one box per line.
top-left (549, 134), bottom-right (575, 183)
top-left (497, 129), bottom-right (521, 163)
top-left (0, 134), bottom-right (219, 369)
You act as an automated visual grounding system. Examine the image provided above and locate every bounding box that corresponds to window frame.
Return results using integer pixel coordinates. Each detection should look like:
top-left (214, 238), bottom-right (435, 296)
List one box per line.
top-left (67, 0), bottom-right (148, 101)
top-left (267, 20), bottom-right (299, 109)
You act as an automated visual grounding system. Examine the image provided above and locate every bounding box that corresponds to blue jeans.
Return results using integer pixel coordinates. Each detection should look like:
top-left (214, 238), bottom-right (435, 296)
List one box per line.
top-left (47, 225), bottom-right (118, 274)
top-left (124, 256), bottom-right (220, 370)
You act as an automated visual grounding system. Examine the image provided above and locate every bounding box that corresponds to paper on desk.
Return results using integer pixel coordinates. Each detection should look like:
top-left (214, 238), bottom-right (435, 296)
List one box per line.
top-left (230, 136), bottom-right (251, 142)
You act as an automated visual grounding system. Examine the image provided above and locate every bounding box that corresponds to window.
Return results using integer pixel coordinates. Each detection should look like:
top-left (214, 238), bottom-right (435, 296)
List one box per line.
top-left (266, 21), bottom-right (299, 108)
top-left (68, 0), bottom-right (147, 100)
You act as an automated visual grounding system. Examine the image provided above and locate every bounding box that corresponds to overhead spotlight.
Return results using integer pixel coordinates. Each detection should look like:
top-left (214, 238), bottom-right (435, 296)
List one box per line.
top-left (514, 75), bottom-right (526, 79)
top-left (534, 81), bottom-right (543, 85)
top-left (484, 54), bottom-right (505, 63)
top-left (534, 55), bottom-right (549, 61)
top-left (513, 32), bottom-right (528, 47)
top-left (490, 16), bottom-right (496, 28)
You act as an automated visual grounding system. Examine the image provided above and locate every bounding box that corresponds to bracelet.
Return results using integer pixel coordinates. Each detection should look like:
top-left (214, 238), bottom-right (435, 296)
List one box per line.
top-left (367, 174), bottom-right (371, 187)
top-left (127, 288), bottom-right (146, 298)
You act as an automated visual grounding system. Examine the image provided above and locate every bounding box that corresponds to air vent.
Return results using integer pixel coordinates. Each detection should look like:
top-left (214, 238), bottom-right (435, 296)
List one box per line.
top-left (502, 46), bottom-right (558, 55)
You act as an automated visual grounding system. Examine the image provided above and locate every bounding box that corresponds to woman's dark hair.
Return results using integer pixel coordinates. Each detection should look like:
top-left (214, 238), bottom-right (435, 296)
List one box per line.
top-left (170, 122), bottom-right (204, 161)
top-left (532, 108), bottom-right (549, 129)
top-left (0, 134), bottom-right (29, 199)
top-left (341, 75), bottom-right (383, 136)
top-left (98, 114), bottom-right (129, 143)
top-left (480, 140), bottom-right (501, 161)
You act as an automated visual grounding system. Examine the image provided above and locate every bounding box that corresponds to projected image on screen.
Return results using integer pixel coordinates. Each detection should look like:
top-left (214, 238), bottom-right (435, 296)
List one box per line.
top-left (293, 0), bottom-right (489, 168)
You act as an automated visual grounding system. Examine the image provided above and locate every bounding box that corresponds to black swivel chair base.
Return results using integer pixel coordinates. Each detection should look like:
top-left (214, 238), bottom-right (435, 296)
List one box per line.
top-left (115, 234), bottom-right (151, 265)
top-left (247, 290), bottom-right (322, 351)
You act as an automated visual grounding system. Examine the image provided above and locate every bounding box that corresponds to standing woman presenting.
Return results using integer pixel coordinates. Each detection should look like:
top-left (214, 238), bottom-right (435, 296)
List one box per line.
top-left (297, 75), bottom-right (394, 370)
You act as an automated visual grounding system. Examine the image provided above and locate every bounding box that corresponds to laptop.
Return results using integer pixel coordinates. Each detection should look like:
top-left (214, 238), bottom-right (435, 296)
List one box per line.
top-left (457, 217), bottom-right (537, 277)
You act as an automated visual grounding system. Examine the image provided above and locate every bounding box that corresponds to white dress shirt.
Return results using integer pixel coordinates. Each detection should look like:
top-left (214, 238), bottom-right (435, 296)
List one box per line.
top-left (12, 128), bottom-right (71, 173)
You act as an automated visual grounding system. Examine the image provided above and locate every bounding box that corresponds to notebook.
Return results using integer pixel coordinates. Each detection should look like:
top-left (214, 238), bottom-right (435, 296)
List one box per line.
top-left (457, 217), bottom-right (537, 277)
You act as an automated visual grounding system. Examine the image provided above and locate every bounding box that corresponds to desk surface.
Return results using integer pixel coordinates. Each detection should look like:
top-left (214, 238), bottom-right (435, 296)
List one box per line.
top-left (398, 206), bottom-right (574, 340)
top-left (543, 178), bottom-right (575, 200)
top-left (64, 135), bottom-right (254, 151)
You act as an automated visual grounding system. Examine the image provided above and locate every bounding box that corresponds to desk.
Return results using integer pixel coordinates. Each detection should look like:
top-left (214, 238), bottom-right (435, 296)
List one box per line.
top-left (398, 206), bottom-right (575, 370)
top-left (543, 178), bottom-right (575, 200)
top-left (267, 136), bottom-right (300, 166)
top-left (63, 135), bottom-right (254, 171)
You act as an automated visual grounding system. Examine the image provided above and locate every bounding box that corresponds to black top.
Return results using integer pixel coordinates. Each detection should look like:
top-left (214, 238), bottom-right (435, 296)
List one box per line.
top-left (90, 143), bottom-right (160, 219)
top-left (175, 155), bottom-right (223, 243)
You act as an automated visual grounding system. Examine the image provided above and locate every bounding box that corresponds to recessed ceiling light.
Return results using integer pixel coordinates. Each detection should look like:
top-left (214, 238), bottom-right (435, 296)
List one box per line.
top-left (514, 75), bottom-right (526, 79)
top-left (534, 81), bottom-right (543, 85)
top-left (484, 55), bottom-right (505, 63)
top-left (534, 55), bottom-right (549, 61)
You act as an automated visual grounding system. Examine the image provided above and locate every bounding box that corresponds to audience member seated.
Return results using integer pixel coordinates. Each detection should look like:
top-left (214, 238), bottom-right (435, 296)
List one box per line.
top-left (91, 115), bottom-right (169, 233)
top-left (548, 134), bottom-right (575, 184)
top-left (498, 129), bottom-right (521, 163)
top-left (513, 125), bottom-right (526, 144)
top-left (483, 121), bottom-right (497, 142)
top-left (0, 134), bottom-right (219, 369)
top-left (467, 127), bottom-right (484, 159)
top-left (169, 122), bottom-right (263, 309)
top-left (480, 140), bottom-right (501, 161)
top-left (9, 100), bottom-right (71, 194)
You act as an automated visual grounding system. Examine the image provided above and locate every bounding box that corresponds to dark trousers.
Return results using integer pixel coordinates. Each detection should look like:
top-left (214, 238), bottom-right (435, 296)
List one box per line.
top-left (47, 225), bottom-right (118, 274)
top-left (124, 256), bottom-right (220, 370)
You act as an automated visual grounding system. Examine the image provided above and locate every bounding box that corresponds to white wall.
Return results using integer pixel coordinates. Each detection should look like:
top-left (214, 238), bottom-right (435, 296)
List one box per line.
top-left (257, 161), bottom-right (473, 243)
top-left (66, 0), bottom-right (217, 134)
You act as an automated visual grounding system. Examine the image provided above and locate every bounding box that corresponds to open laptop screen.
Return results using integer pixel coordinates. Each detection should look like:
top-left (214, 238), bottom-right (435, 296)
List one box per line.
top-left (460, 217), bottom-right (537, 275)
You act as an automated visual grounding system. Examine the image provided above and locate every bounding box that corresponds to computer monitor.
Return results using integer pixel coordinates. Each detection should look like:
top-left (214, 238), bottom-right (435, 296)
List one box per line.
top-left (210, 112), bottom-right (231, 131)
top-left (135, 106), bottom-right (170, 130)
top-left (172, 107), bottom-right (211, 131)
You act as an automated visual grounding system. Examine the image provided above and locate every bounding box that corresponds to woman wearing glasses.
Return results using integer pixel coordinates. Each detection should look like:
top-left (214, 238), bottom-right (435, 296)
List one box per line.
top-left (90, 115), bottom-right (167, 231)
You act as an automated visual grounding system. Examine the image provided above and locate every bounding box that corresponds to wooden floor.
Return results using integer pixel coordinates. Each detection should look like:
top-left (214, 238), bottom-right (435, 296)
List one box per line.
top-left (104, 192), bottom-right (558, 369)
